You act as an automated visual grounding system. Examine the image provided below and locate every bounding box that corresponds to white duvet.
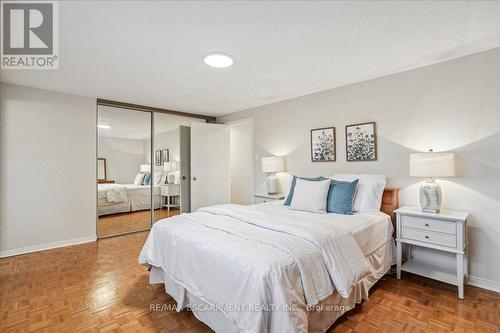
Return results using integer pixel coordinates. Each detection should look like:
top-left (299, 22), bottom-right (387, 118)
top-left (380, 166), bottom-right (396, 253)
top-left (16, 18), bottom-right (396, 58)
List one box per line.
top-left (97, 183), bottom-right (160, 201)
top-left (139, 202), bottom-right (392, 333)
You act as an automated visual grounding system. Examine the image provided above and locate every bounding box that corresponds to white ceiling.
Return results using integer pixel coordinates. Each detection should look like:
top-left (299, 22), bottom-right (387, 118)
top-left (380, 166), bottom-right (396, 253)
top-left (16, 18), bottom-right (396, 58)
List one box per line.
top-left (98, 106), bottom-right (203, 140)
top-left (2, 1), bottom-right (500, 116)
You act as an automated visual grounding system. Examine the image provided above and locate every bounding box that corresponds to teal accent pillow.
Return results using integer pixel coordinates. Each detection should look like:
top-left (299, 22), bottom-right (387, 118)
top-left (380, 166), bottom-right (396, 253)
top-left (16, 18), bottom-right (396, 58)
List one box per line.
top-left (284, 175), bottom-right (325, 206)
top-left (142, 172), bottom-right (151, 185)
top-left (326, 179), bottom-right (359, 214)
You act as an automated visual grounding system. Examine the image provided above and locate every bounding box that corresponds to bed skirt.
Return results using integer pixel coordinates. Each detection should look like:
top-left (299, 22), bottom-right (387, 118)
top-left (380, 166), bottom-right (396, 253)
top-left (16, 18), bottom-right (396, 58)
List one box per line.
top-left (98, 195), bottom-right (162, 216)
top-left (149, 239), bottom-right (395, 333)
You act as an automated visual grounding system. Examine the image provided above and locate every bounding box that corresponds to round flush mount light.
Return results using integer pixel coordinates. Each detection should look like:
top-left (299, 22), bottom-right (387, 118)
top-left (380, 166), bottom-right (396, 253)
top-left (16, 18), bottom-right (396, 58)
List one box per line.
top-left (204, 52), bottom-right (234, 68)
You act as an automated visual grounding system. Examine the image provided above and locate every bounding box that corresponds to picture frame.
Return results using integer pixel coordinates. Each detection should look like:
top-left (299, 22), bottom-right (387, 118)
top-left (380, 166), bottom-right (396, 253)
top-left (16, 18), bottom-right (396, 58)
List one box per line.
top-left (345, 121), bottom-right (377, 161)
top-left (160, 149), bottom-right (169, 165)
top-left (154, 150), bottom-right (161, 166)
top-left (310, 127), bottom-right (336, 162)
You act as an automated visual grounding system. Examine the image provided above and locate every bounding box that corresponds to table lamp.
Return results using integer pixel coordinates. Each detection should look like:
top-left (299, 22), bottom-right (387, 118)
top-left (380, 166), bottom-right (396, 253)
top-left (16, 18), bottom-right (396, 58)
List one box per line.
top-left (261, 156), bottom-right (285, 194)
top-left (409, 150), bottom-right (455, 213)
top-left (164, 160), bottom-right (180, 184)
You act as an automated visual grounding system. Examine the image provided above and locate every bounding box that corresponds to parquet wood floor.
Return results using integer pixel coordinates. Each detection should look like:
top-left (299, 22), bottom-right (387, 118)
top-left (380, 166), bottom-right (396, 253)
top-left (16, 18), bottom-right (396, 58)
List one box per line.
top-left (98, 209), bottom-right (180, 238)
top-left (1, 231), bottom-right (498, 333)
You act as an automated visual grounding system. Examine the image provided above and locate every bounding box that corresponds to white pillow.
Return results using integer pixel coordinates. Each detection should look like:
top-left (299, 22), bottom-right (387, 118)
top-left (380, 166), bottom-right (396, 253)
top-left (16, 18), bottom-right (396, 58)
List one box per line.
top-left (290, 178), bottom-right (331, 214)
top-left (330, 174), bottom-right (386, 181)
top-left (153, 172), bottom-right (162, 185)
top-left (358, 174), bottom-right (386, 180)
top-left (330, 174), bottom-right (386, 213)
top-left (353, 178), bottom-right (386, 213)
top-left (330, 173), bottom-right (357, 181)
top-left (133, 173), bottom-right (145, 185)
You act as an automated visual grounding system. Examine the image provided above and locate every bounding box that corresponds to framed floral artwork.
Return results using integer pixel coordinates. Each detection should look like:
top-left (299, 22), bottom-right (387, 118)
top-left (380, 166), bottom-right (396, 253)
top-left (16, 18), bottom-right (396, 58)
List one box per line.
top-left (345, 122), bottom-right (377, 161)
top-left (160, 149), bottom-right (169, 165)
top-left (310, 127), bottom-right (336, 162)
top-left (154, 150), bottom-right (161, 166)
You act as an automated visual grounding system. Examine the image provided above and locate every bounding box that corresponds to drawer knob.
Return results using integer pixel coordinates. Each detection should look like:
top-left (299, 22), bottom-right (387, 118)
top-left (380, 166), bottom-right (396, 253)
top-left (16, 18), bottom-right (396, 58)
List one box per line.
top-left (425, 235), bottom-right (429, 239)
top-left (425, 223), bottom-right (430, 227)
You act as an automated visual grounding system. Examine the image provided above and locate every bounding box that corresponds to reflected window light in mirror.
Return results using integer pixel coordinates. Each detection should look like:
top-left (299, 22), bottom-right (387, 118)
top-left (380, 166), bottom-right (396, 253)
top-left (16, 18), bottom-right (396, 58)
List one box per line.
top-left (98, 124), bottom-right (111, 129)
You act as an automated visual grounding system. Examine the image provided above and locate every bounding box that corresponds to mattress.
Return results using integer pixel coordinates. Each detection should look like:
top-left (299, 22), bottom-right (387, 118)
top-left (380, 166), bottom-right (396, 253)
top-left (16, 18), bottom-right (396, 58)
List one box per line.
top-left (97, 199), bottom-right (130, 216)
top-left (97, 183), bottom-right (160, 199)
top-left (125, 184), bottom-right (161, 197)
top-left (150, 240), bottom-right (393, 333)
top-left (140, 201), bottom-right (394, 333)
top-left (98, 183), bottom-right (162, 215)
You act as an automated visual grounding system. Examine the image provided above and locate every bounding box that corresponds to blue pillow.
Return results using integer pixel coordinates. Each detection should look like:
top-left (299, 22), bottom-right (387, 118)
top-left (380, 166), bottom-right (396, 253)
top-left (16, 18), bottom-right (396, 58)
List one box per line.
top-left (142, 172), bottom-right (151, 185)
top-left (326, 179), bottom-right (359, 214)
top-left (284, 175), bottom-right (325, 206)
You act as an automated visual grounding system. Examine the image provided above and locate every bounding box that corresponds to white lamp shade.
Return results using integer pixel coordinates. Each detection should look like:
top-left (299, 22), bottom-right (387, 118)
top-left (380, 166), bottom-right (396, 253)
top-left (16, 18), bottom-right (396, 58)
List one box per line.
top-left (261, 156), bottom-right (285, 173)
top-left (164, 160), bottom-right (180, 172)
top-left (140, 164), bottom-right (151, 173)
top-left (409, 152), bottom-right (455, 178)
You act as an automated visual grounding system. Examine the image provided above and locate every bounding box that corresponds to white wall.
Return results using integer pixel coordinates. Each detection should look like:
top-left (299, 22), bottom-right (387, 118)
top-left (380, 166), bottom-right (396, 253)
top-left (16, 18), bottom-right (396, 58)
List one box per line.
top-left (219, 48), bottom-right (500, 291)
top-left (144, 127), bottom-right (180, 173)
top-left (0, 83), bottom-right (97, 256)
top-left (157, 128), bottom-right (180, 160)
top-left (98, 136), bottom-right (146, 183)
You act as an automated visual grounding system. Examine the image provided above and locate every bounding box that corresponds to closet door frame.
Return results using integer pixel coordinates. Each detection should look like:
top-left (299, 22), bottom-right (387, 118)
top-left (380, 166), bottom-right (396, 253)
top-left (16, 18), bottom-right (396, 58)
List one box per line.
top-left (95, 99), bottom-right (214, 239)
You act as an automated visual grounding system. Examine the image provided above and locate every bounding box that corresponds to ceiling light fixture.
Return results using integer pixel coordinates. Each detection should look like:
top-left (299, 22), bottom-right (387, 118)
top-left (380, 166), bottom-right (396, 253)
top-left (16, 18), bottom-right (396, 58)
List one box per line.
top-left (204, 52), bottom-right (234, 68)
top-left (98, 124), bottom-right (110, 129)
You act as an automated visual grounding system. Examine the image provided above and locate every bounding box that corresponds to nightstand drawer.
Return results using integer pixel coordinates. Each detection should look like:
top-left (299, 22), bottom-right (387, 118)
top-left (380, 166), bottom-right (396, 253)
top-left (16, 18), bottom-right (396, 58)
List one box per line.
top-left (402, 227), bottom-right (456, 248)
top-left (402, 216), bottom-right (456, 234)
top-left (161, 185), bottom-right (180, 196)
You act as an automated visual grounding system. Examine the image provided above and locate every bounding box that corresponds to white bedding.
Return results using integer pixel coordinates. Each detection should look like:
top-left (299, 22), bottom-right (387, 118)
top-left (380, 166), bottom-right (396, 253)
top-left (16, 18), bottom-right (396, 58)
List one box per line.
top-left (97, 183), bottom-right (160, 199)
top-left (139, 201), bottom-right (393, 333)
top-left (97, 183), bottom-right (162, 215)
top-left (97, 183), bottom-right (123, 199)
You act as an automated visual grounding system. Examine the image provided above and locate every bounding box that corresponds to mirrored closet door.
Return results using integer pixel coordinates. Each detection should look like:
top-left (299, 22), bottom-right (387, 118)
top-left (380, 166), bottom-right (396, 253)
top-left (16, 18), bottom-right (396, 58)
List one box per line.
top-left (96, 99), bottom-right (212, 237)
top-left (97, 105), bottom-right (152, 238)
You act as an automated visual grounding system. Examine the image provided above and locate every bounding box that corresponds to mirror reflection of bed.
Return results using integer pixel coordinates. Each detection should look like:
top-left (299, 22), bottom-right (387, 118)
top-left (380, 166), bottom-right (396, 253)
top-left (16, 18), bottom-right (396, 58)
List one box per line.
top-left (97, 106), bottom-right (203, 237)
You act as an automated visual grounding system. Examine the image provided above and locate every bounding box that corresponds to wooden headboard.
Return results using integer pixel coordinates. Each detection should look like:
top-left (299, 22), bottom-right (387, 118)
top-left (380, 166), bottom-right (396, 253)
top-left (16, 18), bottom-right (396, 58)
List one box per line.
top-left (381, 188), bottom-right (399, 226)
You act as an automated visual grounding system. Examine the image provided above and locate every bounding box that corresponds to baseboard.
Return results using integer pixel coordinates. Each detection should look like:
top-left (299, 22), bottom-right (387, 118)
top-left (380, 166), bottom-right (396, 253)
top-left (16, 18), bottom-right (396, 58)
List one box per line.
top-left (468, 275), bottom-right (500, 293)
top-left (0, 235), bottom-right (97, 258)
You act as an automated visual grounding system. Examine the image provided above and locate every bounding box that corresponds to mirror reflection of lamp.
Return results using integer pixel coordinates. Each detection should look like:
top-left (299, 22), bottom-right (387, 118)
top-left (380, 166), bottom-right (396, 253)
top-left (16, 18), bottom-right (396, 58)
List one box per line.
top-left (164, 160), bottom-right (180, 184)
top-left (261, 156), bottom-right (285, 194)
top-left (409, 149), bottom-right (455, 213)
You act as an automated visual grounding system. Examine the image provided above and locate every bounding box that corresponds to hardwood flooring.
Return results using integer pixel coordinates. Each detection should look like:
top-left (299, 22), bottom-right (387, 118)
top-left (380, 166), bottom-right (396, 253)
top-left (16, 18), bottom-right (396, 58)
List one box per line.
top-left (1, 231), bottom-right (498, 333)
top-left (98, 209), bottom-right (180, 238)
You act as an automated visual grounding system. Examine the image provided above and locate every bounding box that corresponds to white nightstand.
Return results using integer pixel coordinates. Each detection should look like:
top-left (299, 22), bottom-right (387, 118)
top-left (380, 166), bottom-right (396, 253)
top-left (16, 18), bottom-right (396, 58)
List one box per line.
top-left (395, 206), bottom-right (469, 299)
top-left (161, 184), bottom-right (180, 211)
top-left (253, 193), bottom-right (285, 204)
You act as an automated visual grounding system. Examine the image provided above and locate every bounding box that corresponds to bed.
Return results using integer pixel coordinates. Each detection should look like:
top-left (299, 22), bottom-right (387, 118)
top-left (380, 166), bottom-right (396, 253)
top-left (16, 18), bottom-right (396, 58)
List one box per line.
top-left (97, 183), bottom-right (162, 216)
top-left (139, 188), bottom-right (399, 333)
